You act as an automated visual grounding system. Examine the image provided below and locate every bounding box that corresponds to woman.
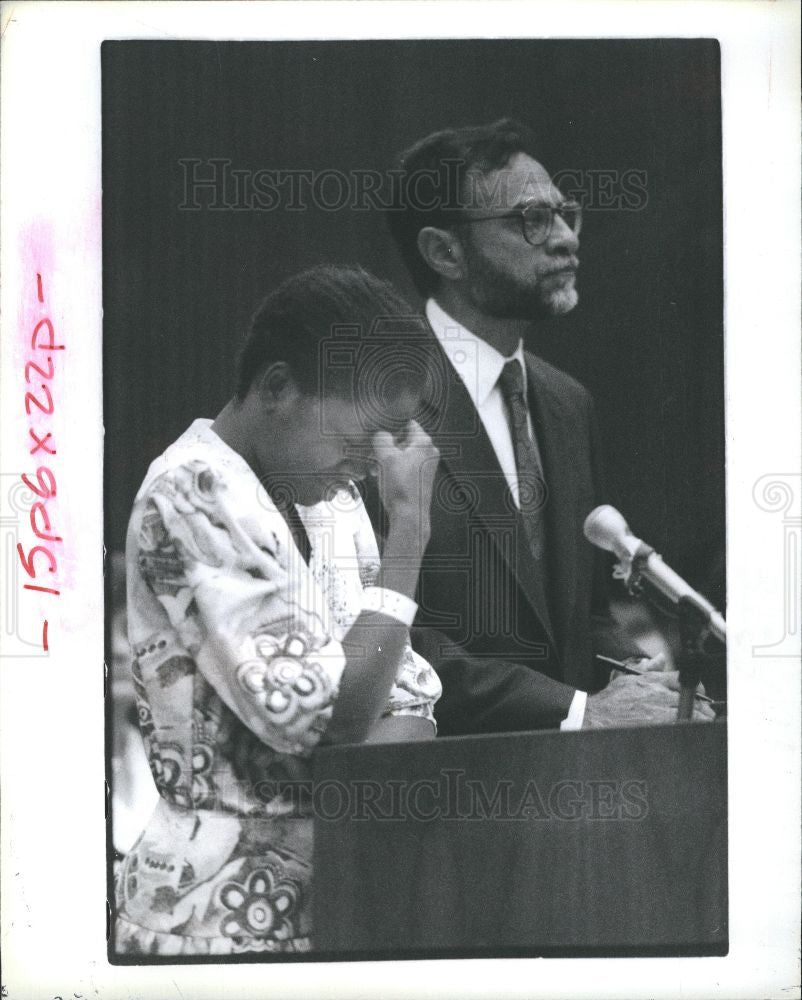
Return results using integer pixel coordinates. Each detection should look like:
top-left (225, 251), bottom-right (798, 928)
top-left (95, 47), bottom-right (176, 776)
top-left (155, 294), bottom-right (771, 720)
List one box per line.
top-left (114, 266), bottom-right (441, 955)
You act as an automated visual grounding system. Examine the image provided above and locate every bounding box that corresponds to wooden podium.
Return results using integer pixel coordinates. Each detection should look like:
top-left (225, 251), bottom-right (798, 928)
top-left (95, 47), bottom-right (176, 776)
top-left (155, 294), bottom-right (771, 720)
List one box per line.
top-left (312, 720), bottom-right (727, 957)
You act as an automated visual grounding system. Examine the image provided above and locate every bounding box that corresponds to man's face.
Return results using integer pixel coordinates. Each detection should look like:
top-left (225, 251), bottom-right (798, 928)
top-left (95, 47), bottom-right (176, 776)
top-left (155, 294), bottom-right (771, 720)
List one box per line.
top-left (256, 382), bottom-right (420, 507)
top-left (456, 152), bottom-right (580, 320)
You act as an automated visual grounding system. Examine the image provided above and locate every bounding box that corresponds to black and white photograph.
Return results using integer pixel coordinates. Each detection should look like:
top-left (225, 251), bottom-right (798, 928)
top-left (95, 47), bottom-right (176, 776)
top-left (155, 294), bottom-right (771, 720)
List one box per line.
top-left (1, 2), bottom-right (799, 998)
top-left (103, 36), bottom-right (728, 961)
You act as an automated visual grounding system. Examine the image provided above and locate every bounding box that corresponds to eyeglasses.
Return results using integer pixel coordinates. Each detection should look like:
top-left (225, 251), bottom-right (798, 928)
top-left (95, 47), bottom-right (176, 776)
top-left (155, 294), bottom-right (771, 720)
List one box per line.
top-left (457, 201), bottom-right (583, 246)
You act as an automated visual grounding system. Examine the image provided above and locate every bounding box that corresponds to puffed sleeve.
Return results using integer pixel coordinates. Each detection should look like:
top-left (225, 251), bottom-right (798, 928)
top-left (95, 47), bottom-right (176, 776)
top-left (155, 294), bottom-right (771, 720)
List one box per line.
top-left (135, 460), bottom-right (346, 756)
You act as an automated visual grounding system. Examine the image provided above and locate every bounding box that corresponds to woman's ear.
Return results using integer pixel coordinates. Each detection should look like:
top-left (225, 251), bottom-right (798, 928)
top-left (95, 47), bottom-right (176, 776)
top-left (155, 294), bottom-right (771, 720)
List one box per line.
top-left (416, 226), bottom-right (464, 283)
top-left (257, 362), bottom-right (297, 410)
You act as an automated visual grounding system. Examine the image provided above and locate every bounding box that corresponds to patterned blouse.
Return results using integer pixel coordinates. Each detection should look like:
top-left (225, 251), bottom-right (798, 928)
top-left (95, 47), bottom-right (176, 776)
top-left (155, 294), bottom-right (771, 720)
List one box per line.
top-left (114, 419), bottom-right (441, 956)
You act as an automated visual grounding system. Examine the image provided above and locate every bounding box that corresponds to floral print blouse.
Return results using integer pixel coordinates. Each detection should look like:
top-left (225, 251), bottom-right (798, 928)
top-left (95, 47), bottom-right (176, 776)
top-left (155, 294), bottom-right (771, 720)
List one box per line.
top-left (114, 420), bottom-right (441, 956)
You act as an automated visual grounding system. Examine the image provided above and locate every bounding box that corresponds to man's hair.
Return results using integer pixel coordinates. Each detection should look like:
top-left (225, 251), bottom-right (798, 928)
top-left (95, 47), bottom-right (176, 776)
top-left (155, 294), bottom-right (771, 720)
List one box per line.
top-left (386, 118), bottom-right (543, 296)
top-left (237, 264), bottom-right (423, 406)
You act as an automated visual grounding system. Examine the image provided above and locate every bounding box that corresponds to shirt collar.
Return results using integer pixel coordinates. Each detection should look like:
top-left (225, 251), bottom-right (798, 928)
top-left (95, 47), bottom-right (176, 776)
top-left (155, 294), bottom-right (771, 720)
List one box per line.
top-left (426, 298), bottom-right (527, 408)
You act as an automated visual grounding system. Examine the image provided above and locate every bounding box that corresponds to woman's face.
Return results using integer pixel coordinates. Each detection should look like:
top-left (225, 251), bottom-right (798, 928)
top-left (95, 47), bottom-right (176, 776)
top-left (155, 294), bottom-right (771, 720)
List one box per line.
top-left (254, 381), bottom-right (421, 506)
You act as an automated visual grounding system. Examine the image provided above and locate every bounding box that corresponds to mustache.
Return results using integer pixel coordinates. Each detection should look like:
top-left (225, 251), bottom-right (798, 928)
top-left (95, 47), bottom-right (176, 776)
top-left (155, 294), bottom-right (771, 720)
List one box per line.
top-left (543, 257), bottom-right (579, 275)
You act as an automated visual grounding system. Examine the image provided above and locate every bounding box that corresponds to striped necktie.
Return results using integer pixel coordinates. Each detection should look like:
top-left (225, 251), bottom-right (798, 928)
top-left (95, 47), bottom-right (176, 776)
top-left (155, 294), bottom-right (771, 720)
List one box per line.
top-left (499, 359), bottom-right (547, 560)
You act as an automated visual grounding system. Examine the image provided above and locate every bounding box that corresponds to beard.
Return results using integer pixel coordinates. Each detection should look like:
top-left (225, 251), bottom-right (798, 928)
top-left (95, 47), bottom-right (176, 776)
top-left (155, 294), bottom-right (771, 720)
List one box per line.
top-left (463, 244), bottom-right (579, 320)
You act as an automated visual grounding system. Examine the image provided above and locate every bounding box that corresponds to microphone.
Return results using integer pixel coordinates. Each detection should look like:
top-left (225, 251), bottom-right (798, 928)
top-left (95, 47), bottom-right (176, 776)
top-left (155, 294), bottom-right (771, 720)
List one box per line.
top-left (583, 504), bottom-right (726, 644)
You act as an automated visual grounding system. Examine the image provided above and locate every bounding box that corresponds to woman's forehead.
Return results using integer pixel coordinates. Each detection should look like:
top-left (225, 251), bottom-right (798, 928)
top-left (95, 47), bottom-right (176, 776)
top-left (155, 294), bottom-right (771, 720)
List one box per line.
top-left (324, 384), bottom-right (422, 438)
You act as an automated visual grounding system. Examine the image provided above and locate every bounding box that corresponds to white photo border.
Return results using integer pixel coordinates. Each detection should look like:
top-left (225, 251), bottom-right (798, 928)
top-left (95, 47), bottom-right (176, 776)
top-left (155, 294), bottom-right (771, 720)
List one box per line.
top-left (1, 2), bottom-right (799, 998)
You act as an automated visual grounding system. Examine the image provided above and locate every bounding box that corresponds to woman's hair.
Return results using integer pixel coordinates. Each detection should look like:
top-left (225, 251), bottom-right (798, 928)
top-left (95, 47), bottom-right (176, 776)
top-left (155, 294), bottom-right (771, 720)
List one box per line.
top-left (236, 264), bottom-right (424, 403)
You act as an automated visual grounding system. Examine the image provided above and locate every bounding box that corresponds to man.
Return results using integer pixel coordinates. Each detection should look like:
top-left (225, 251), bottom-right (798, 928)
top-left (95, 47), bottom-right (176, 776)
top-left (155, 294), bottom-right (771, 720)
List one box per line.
top-left (370, 118), bottom-right (713, 735)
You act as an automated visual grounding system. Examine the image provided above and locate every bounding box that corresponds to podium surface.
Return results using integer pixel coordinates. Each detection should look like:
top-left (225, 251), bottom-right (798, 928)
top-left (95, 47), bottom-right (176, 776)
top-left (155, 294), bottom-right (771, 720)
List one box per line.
top-left (313, 720), bottom-right (727, 957)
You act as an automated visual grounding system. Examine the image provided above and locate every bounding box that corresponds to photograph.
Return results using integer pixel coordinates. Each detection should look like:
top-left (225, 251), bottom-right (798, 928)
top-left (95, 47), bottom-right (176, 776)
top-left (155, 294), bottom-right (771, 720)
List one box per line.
top-left (103, 38), bottom-right (727, 961)
top-left (1, 3), bottom-right (799, 998)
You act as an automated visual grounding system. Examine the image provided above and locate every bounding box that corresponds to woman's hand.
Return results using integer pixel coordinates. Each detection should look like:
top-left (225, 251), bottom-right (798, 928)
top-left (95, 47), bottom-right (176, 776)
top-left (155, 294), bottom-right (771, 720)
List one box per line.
top-left (371, 420), bottom-right (439, 536)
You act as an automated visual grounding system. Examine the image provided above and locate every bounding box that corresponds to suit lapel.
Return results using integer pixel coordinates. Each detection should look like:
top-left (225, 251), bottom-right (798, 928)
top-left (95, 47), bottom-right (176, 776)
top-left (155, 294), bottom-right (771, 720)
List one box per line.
top-left (423, 333), bottom-right (559, 655)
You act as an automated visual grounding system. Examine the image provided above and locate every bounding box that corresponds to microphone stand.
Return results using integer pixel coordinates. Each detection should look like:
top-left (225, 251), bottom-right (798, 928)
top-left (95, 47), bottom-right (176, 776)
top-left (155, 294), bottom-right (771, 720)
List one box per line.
top-left (676, 597), bottom-right (713, 722)
top-left (621, 550), bottom-right (725, 723)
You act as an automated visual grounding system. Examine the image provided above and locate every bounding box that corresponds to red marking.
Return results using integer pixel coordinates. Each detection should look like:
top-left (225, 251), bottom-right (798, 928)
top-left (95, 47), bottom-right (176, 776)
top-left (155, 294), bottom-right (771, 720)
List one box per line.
top-left (29, 428), bottom-right (56, 455)
top-left (25, 356), bottom-right (55, 382)
top-left (24, 584), bottom-right (60, 596)
top-left (17, 540), bottom-right (58, 577)
top-left (24, 382), bottom-right (54, 416)
top-left (31, 317), bottom-right (65, 351)
top-left (21, 466), bottom-right (57, 499)
top-left (20, 263), bottom-right (63, 649)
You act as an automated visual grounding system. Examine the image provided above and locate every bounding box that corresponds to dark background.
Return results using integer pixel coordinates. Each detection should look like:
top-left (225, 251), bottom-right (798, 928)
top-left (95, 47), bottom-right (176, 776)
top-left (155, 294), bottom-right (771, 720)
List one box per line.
top-left (102, 39), bottom-right (724, 603)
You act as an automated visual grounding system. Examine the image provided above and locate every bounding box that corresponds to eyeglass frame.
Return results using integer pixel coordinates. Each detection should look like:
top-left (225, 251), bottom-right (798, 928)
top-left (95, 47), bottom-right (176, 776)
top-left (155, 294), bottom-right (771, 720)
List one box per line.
top-left (453, 200), bottom-right (583, 247)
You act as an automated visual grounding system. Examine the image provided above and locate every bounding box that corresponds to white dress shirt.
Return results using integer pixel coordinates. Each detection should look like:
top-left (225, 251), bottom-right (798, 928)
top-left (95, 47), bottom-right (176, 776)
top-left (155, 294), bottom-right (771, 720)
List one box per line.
top-left (426, 298), bottom-right (587, 729)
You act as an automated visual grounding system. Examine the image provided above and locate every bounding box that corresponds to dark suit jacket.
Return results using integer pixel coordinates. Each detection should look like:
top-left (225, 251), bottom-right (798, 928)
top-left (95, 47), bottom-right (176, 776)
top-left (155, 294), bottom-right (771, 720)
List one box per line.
top-left (362, 330), bottom-right (642, 736)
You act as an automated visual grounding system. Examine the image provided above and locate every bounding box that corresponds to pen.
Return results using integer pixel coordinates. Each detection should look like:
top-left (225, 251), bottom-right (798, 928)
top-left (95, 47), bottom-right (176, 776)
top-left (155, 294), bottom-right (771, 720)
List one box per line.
top-left (595, 653), bottom-right (718, 704)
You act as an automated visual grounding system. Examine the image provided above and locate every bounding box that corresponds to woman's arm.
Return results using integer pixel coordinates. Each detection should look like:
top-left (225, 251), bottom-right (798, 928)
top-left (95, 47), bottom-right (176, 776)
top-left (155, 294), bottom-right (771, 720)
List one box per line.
top-left (325, 421), bottom-right (438, 743)
top-left (134, 422), bottom-right (438, 755)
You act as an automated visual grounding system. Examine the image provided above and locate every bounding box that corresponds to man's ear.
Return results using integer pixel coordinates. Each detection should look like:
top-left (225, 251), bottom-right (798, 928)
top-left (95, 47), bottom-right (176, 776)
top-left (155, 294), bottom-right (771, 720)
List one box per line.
top-left (417, 226), bottom-right (465, 283)
top-left (256, 362), bottom-right (297, 409)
